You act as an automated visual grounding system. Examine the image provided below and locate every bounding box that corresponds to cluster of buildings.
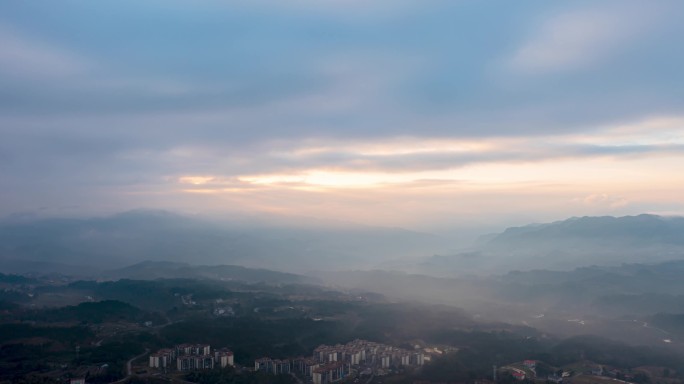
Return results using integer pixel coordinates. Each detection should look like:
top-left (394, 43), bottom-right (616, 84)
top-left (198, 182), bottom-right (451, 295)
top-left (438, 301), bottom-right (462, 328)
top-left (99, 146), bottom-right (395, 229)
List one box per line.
top-left (255, 339), bottom-right (425, 384)
top-left (149, 344), bottom-right (234, 372)
top-left (255, 358), bottom-right (293, 374)
top-left (255, 356), bottom-right (350, 384)
top-left (500, 360), bottom-right (536, 381)
top-left (501, 360), bottom-right (567, 382)
top-left (591, 365), bottom-right (635, 381)
top-left (313, 339), bottom-right (425, 369)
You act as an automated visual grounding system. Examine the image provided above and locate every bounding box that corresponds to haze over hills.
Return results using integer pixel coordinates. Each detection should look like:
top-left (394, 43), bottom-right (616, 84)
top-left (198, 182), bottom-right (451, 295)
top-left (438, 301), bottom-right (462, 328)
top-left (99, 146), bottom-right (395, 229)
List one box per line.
top-left (0, 210), bottom-right (448, 273)
top-left (101, 260), bottom-right (318, 285)
top-left (4, 2), bottom-right (684, 382)
top-left (415, 214), bottom-right (684, 276)
top-left (4, 211), bottom-right (684, 381)
top-left (488, 214), bottom-right (684, 250)
top-left (5, 209), bottom-right (684, 326)
top-left (313, 258), bottom-right (684, 351)
top-left (2, 211), bottom-right (684, 276)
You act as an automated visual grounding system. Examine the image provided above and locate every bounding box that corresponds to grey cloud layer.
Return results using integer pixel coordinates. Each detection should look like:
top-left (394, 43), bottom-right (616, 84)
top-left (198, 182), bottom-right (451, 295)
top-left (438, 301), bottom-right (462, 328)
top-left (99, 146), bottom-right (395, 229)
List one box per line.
top-left (1, 0), bottom-right (684, 215)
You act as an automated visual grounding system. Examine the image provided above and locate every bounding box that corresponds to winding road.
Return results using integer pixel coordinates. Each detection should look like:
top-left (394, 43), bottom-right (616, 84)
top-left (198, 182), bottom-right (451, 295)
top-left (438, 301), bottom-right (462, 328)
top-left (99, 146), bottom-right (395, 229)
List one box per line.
top-left (109, 348), bottom-right (149, 384)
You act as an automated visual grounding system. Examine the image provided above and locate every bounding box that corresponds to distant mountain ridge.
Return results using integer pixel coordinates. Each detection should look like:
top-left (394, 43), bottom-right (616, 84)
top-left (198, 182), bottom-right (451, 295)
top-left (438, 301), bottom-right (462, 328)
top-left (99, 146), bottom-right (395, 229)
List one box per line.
top-left (0, 209), bottom-right (447, 272)
top-left (489, 214), bottom-right (684, 248)
top-left (415, 214), bottom-right (684, 275)
top-left (102, 260), bottom-right (316, 284)
top-left (4, 211), bottom-right (684, 277)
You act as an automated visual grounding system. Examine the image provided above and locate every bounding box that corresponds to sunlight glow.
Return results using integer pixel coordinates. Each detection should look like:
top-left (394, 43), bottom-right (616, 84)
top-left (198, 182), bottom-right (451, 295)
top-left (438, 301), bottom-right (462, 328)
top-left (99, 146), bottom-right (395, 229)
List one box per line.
top-left (178, 176), bottom-right (215, 185)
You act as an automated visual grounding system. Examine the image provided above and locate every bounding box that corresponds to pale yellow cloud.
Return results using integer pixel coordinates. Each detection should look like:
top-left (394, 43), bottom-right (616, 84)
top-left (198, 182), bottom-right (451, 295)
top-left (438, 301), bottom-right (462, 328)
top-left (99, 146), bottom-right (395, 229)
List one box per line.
top-left (166, 116), bottom-right (684, 227)
top-left (178, 176), bottom-right (215, 185)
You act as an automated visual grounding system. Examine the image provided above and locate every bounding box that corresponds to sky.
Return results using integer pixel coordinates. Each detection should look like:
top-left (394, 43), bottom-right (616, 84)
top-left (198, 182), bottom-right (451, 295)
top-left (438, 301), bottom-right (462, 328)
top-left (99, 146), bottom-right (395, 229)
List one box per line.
top-left (1, 0), bottom-right (684, 232)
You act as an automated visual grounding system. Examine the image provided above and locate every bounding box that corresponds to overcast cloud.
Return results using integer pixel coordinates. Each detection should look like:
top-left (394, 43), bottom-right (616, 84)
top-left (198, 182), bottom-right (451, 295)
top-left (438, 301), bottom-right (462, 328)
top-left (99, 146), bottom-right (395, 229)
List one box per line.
top-left (1, 0), bottom-right (684, 229)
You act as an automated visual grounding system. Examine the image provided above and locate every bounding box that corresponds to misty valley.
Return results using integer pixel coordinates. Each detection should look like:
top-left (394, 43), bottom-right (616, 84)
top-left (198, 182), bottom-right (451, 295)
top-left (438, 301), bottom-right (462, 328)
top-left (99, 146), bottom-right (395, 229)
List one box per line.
top-left (2, 212), bottom-right (684, 384)
top-left (4, 1), bottom-right (684, 383)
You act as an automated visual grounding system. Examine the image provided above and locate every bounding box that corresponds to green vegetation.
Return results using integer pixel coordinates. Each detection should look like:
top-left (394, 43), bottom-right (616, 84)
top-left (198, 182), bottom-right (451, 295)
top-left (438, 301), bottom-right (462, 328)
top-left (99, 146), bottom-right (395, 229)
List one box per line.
top-left (185, 367), bottom-right (296, 384)
top-left (0, 273), bottom-right (36, 284)
top-left (3, 273), bottom-right (684, 383)
top-left (68, 279), bottom-right (183, 312)
top-left (161, 317), bottom-right (352, 364)
top-left (652, 313), bottom-right (684, 336)
top-left (0, 299), bottom-right (19, 311)
top-left (0, 323), bottom-right (93, 344)
top-left (24, 300), bottom-right (157, 324)
top-left (0, 324), bottom-right (93, 382)
top-left (418, 331), bottom-right (545, 381)
top-left (0, 289), bottom-right (30, 304)
top-left (547, 335), bottom-right (683, 370)
top-left (418, 333), bottom-right (684, 383)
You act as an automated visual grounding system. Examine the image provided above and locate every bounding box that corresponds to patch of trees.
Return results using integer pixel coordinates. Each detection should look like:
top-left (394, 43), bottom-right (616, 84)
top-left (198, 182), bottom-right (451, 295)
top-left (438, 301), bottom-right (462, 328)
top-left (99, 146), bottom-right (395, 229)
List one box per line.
top-left (185, 367), bottom-right (296, 384)
top-left (24, 300), bottom-right (160, 324)
top-left (69, 280), bottom-right (182, 311)
top-left (546, 335), bottom-right (682, 370)
top-left (418, 332), bottom-right (546, 381)
top-left (651, 313), bottom-right (684, 336)
top-left (593, 294), bottom-right (684, 316)
top-left (0, 299), bottom-right (20, 311)
top-left (352, 303), bottom-right (474, 343)
top-left (418, 332), bottom-right (684, 382)
top-left (67, 278), bottom-right (258, 311)
top-left (0, 289), bottom-right (30, 304)
top-left (0, 332), bottom-right (94, 382)
top-left (161, 317), bottom-right (353, 364)
top-left (0, 273), bottom-right (36, 284)
top-left (0, 323), bottom-right (93, 344)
